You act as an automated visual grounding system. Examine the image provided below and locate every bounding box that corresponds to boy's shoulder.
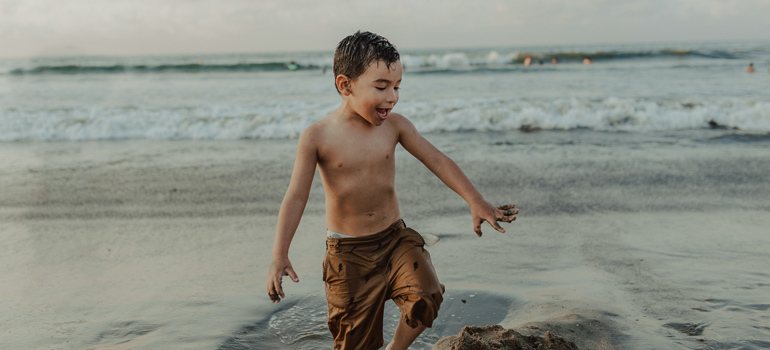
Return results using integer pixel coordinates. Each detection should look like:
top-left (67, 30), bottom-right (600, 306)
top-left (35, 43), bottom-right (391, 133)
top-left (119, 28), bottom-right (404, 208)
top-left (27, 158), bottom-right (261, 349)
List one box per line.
top-left (298, 114), bottom-right (332, 144)
top-left (386, 112), bottom-right (410, 127)
top-left (387, 112), bottom-right (418, 139)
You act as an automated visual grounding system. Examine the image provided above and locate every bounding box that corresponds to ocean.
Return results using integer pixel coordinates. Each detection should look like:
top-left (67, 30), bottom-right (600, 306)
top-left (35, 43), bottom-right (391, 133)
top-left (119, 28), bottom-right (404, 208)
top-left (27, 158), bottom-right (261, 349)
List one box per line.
top-left (2, 40), bottom-right (769, 141)
top-left (1, 40), bottom-right (769, 350)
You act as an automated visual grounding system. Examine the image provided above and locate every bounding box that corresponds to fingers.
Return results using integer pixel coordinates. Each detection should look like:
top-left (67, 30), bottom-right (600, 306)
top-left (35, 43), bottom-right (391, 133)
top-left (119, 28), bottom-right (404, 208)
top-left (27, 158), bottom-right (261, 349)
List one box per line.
top-left (489, 218), bottom-right (506, 233)
top-left (274, 274), bottom-right (285, 299)
top-left (473, 203), bottom-right (518, 237)
top-left (475, 217), bottom-right (505, 236)
top-left (267, 269), bottom-right (285, 303)
top-left (498, 205), bottom-right (518, 224)
top-left (267, 263), bottom-right (300, 303)
top-left (267, 278), bottom-right (282, 303)
top-left (502, 209), bottom-right (519, 216)
top-left (488, 204), bottom-right (517, 232)
top-left (277, 277), bottom-right (285, 298)
top-left (498, 216), bottom-right (517, 223)
top-left (285, 266), bottom-right (300, 283)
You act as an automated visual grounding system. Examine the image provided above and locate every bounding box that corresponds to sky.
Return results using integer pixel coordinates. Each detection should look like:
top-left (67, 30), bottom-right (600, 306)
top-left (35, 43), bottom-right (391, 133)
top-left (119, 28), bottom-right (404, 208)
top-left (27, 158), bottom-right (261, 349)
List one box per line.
top-left (2, 0), bottom-right (770, 58)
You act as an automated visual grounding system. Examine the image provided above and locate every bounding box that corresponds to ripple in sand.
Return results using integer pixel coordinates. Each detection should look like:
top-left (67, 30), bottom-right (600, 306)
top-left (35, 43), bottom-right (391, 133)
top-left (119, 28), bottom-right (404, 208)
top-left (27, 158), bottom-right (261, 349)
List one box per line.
top-left (90, 320), bottom-right (162, 348)
top-left (663, 322), bottom-right (706, 336)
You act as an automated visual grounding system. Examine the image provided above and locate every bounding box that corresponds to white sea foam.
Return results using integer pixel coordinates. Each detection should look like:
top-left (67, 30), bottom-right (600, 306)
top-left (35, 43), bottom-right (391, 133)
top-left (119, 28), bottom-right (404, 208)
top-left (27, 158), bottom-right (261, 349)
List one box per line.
top-left (427, 53), bottom-right (472, 70)
top-left (2, 97), bottom-right (768, 142)
top-left (486, 51), bottom-right (515, 66)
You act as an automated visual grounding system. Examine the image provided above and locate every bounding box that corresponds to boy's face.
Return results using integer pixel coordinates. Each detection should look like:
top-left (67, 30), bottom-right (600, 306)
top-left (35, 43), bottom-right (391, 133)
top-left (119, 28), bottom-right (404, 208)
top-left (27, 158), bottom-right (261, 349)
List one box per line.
top-left (346, 60), bottom-right (402, 126)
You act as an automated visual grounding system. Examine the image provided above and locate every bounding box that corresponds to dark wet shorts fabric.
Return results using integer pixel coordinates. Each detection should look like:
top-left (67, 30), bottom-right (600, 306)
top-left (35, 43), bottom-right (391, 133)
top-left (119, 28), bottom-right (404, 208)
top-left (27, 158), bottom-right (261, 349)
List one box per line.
top-left (323, 219), bottom-right (445, 350)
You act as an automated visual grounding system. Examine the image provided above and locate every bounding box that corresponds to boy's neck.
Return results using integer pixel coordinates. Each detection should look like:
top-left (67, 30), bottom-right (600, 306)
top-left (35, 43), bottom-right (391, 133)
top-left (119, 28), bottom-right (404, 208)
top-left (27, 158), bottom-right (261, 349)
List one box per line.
top-left (334, 104), bottom-right (373, 127)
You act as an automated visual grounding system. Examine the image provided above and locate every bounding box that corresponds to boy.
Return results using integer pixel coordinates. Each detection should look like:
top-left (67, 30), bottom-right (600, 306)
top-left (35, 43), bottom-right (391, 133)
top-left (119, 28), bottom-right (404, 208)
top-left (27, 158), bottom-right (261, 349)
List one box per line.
top-left (266, 31), bottom-right (517, 350)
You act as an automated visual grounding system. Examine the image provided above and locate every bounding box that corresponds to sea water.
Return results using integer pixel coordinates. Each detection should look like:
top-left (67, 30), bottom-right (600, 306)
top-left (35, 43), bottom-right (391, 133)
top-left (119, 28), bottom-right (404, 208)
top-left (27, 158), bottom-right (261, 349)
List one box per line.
top-left (2, 40), bottom-right (769, 142)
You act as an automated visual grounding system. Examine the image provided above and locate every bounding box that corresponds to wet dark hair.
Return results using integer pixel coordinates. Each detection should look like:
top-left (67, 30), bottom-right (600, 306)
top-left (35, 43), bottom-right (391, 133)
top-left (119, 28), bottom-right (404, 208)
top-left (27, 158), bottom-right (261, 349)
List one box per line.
top-left (333, 31), bottom-right (400, 94)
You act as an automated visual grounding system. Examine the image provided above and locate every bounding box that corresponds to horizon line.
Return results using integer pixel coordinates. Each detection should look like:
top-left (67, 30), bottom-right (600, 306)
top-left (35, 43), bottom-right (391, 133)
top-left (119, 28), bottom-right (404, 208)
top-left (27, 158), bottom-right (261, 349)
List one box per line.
top-left (1, 37), bottom-right (769, 60)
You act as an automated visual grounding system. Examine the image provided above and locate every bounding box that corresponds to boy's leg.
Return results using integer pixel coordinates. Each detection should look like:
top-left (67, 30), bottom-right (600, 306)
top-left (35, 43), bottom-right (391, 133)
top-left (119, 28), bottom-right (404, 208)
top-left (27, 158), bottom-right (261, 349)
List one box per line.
top-left (387, 227), bottom-right (445, 348)
top-left (387, 318), bottom-right (427, 350)
top-left (324, 245), bottom-right (390, 350)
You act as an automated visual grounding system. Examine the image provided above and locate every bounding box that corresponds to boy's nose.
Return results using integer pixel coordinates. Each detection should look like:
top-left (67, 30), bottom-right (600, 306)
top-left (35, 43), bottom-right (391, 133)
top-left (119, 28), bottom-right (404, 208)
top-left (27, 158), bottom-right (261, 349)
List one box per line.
top-left (386, 89), bottom-right (398, 103)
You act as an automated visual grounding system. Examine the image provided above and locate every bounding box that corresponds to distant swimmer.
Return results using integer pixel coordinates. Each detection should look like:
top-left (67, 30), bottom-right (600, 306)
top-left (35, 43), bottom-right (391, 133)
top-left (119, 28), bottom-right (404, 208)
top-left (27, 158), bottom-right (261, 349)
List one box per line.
top-left (538, 59), bottom-right (543, 65)
top-left (523, 57), bottom-right (532, 67)
top-left (287, 60), bottom-right (299, 71)
top-left (583, 57), bottom-right (592, 65)
top-left (746, 63), bottom-right (755, 73)
top-left (551, 58), bottom-right (557, 65)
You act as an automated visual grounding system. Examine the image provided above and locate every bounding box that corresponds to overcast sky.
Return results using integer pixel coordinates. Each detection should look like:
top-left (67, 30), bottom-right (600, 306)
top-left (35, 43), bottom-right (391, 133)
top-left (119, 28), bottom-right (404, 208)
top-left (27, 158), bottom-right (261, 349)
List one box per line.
top-left (2, 0), bottom-right (769, 58)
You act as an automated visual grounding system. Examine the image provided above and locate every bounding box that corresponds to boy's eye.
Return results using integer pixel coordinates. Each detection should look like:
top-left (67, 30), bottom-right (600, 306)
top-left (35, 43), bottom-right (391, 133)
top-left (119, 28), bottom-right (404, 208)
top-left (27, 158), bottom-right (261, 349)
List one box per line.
top-left (376, 87), bottom-right (386, 91)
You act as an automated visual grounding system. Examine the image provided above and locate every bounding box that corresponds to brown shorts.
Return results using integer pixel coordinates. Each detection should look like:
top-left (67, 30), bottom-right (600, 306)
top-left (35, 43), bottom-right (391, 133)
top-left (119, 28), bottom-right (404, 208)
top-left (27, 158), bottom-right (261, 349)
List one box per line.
top-left (323, 219), bottom-right (445, 350)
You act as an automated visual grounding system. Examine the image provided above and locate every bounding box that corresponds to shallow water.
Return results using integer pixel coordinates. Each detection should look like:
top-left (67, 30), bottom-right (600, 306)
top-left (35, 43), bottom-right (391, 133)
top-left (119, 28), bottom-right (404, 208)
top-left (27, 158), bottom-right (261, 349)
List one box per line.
top-left (1, 130), bottom-right (769, 349)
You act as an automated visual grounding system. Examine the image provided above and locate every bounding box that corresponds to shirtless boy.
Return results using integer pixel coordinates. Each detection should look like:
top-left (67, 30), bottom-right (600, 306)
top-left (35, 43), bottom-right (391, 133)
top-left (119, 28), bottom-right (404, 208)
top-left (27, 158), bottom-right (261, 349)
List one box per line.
top-left (266, 31), bottom-right (517, 350)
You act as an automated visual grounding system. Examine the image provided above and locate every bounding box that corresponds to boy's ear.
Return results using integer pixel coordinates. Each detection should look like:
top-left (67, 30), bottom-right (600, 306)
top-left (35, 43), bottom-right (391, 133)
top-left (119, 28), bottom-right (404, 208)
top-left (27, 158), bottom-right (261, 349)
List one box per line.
top-left (336, 75), bottom-right (352, 96)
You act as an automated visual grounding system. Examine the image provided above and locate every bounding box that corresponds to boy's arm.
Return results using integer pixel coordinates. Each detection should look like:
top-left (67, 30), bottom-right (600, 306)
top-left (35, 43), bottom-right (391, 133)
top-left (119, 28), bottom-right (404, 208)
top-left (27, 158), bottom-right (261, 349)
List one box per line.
top-left (395, 115), bottom-right (517, 236)
top-left (266, 127), bottom-right (318, 302)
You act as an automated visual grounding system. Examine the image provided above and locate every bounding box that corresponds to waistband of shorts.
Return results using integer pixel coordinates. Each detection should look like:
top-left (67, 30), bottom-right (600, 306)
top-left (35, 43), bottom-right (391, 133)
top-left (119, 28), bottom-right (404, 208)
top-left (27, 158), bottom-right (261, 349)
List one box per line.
top-left (325, 219), bottom-right (405, 248)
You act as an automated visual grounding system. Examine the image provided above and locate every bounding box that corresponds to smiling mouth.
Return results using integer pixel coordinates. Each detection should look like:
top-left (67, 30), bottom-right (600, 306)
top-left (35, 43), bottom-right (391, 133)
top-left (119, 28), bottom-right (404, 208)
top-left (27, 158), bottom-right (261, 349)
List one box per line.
top-left (376, 108), bottom-right (390, 119)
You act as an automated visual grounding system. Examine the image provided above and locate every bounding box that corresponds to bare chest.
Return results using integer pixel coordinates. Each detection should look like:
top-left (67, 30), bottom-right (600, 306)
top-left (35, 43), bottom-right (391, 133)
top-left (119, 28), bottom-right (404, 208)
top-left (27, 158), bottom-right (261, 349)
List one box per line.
top-left (319, 135), bottom-right (395, 173)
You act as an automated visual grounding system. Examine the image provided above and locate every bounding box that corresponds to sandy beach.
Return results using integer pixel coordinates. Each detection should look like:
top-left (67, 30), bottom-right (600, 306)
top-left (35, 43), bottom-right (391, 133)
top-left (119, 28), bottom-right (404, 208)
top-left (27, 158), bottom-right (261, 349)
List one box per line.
top-left (2, 130), bottom-right (769, 349)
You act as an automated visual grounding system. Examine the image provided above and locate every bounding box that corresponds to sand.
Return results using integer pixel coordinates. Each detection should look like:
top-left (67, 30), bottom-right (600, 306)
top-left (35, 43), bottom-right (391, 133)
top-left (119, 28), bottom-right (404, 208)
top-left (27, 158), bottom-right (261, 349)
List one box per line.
top-left (1, 131), bottom-right (769, 349)
top-left (432, 325), bottom-right (578, 350)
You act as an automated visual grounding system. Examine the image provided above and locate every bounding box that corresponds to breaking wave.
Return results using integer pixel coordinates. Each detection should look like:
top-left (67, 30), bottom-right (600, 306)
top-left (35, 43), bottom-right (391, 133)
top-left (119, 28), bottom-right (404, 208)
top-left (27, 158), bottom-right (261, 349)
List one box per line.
top-left (2, 97), bottom-right (768, 142)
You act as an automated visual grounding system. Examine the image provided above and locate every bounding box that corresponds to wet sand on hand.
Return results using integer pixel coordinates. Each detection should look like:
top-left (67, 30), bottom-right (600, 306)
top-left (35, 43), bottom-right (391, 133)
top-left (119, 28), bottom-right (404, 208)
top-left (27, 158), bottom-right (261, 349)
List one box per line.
top-left (1, 130), bottom-right (769, 349)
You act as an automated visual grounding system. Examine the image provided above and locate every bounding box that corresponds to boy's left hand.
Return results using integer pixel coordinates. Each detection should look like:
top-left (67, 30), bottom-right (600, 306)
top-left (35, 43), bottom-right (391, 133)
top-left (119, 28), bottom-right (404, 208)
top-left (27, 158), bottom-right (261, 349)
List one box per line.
top-left (471, 202), bottom-right (517, 236)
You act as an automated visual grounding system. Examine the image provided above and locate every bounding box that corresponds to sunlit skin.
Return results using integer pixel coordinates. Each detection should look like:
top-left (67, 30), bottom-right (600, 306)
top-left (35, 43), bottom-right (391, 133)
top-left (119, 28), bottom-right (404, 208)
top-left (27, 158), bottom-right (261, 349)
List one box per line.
top-left (266, 59), bottom-right (517, 349)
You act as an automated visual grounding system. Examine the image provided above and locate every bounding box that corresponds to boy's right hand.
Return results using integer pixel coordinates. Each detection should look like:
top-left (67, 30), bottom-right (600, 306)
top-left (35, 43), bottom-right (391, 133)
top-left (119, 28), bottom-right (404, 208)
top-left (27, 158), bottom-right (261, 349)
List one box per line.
top-left (471, 202), bottom-right (517, 236)
top-left (266, 257), bottom-right (299, 303)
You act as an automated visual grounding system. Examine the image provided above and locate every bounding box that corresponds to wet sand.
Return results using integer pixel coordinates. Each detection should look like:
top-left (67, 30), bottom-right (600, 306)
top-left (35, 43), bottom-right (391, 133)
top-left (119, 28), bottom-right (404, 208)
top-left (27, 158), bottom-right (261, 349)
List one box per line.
top-left (1, 130), bottom-right (769, 349)
top-left (432, 324), bottom-right (578, 350)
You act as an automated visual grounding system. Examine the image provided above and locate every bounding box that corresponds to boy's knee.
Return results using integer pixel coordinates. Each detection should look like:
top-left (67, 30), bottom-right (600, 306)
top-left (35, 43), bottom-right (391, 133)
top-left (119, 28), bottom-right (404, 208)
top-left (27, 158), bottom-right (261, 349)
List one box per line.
top-left (400, 286), bottom-right (444, 328)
